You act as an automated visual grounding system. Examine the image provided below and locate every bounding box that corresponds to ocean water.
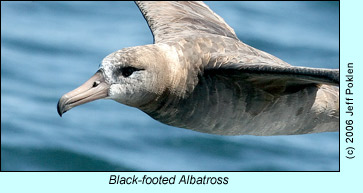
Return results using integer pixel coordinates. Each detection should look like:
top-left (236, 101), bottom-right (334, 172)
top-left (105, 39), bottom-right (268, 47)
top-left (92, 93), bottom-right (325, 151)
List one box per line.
top-left (1, 1), bottom-right (339, 171)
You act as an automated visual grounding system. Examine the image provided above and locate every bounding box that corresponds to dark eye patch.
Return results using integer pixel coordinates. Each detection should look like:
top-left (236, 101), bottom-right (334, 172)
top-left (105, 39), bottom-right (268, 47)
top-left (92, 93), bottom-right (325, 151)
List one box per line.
top-left (116, 67), bottom-right (143, 78)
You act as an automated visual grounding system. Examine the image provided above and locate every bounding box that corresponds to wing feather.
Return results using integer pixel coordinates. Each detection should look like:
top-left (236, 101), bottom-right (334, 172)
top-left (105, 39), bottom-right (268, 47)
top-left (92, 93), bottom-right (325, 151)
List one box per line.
top-left (204, 63), bottom-right (339, 95)
top-left (135, 1), bottom-right (238, 43)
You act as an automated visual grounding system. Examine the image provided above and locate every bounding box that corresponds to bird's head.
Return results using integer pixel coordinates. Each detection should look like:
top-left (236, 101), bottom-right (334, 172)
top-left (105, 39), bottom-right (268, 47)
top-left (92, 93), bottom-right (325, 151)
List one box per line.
top-left (57, 45), bottom-right (174, 116)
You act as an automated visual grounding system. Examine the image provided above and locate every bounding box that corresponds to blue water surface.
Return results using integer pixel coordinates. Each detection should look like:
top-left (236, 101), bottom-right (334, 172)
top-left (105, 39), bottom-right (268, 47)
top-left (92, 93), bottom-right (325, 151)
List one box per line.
top-left (1, 1), bottom-right (339, 171)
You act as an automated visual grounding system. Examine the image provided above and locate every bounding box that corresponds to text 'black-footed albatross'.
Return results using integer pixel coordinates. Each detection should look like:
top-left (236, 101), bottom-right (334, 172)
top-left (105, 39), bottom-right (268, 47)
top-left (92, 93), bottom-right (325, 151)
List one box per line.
top-left (57, 1), bottom-right (339, 136)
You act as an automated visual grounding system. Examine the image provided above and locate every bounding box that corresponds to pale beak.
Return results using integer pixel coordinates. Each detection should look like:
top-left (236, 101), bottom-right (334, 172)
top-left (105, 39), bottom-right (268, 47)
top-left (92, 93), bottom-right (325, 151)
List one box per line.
top-left (57, 70), bottom-right (110, 116)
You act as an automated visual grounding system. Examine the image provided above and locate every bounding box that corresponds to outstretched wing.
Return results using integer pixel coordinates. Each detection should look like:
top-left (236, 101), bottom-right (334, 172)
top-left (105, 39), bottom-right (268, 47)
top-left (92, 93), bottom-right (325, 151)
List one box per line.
top-left (205, 64), bottom-right (339, 96)
top-left (135, 1), bottom-right (238, 43)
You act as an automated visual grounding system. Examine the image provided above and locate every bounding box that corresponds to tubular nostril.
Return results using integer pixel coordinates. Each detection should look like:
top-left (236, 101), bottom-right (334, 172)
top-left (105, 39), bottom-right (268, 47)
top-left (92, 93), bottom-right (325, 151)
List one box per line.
top-left (93, 81), bottom-right (100, 87)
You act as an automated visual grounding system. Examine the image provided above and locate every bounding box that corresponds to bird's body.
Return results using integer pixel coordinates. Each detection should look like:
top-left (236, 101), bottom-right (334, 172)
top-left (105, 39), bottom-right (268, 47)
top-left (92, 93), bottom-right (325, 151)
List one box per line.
top-left (58, 1), bottom-right (339, 136)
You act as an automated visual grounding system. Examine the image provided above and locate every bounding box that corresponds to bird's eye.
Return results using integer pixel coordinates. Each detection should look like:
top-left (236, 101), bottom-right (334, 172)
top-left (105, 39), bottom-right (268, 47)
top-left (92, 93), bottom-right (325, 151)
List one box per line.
top-left (119, 67), bottom-right (142, 78)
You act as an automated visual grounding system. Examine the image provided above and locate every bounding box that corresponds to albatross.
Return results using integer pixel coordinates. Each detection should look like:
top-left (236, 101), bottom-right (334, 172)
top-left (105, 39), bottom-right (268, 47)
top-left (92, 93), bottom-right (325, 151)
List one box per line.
top-left (57, 1), bottom-right (339, 136)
